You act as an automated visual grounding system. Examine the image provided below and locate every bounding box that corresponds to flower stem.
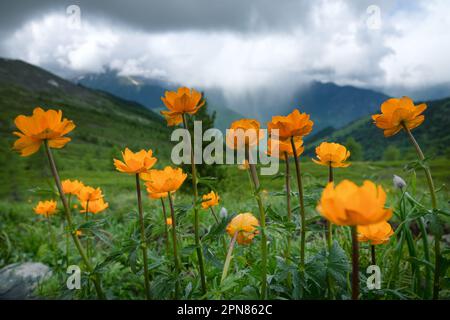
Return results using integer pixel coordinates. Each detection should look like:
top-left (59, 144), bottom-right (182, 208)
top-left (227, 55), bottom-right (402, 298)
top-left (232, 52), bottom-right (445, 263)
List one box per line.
top-left (221, 231), bottom-right (238, 284)
top-left (210, 207), bottom-right (219, 224)
top-left (418, 217), bottom-right (432, 298)
top-left (284, 154), bottom-right (292, 262)
top-left (160, 198), bottom-right (170, 255)
top-left (371, 245), bottom-right (376, 266)
top-left (290, 137), bottom-right (306, 270)
top-left (402, 124), bottom-right (440, 299)
top-left (327, 164), bottom-right (333, 250)
top-left (43, 141), bottom-right (105, 299)
top-left (351, 226), bottom-right (359, 300)
top-left (182, 114), bottom-right (207, 294)
top-left (135, 174), bottom-right (151, 300)
top-left (168, 192), bottom-right (181, 299)
top-left (246, 148), bottom-right (267, 300)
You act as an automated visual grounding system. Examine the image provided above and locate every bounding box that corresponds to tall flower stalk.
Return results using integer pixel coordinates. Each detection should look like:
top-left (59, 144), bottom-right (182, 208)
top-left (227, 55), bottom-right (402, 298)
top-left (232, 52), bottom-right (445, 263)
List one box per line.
top-left (247, 154), bottom-right (268, 299)
top-left (372, 96), bottom-right (440, 299)
top-left (44, 142), bottom-right (105, 299)
top-left (135, 174), bottom-right (151, 300)
top-left (182, 114), bottom-right (207, 294)
top-left (402, 124), bottom-right (440, 299)
top-left (142, 166), bottom-right (187, 299)
top-left (290, 137), bottom-right (306, 269)
top-left (168, 192), bottom-right (181, 299)
top-left (114, 147), bottom-right (157, 300)
top-left (317, 180), bottom-right (392, 300)
top-left (284, 153), bottom-right (292, 260)
top-left (268, 109), bottom-right (313, 271)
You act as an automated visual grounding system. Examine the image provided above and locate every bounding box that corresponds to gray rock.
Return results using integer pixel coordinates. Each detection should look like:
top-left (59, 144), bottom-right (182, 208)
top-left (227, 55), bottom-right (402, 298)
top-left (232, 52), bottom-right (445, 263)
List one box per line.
top-left (0, 262), bottom-right (52, 299)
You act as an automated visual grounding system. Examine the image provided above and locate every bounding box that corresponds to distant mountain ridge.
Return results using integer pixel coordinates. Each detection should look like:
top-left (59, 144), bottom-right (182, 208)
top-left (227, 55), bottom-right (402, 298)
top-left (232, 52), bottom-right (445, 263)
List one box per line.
top-left (75, 71), bottom-right (245, 132)
top-left (306, 97), bottom-right (450, 160)
top-left (287, 81), bottom-right (390, 130)
top-left (75, 71), bottom-right (390, 132)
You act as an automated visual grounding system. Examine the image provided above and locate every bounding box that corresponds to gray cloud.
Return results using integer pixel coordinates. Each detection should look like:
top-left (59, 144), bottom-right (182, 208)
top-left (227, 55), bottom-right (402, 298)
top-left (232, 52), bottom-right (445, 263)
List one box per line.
top-left (0, 0), bottom-right (449, 103)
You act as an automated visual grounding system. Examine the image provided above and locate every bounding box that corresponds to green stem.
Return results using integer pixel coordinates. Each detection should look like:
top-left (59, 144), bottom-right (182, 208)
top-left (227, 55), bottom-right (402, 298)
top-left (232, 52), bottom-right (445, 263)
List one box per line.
top-left (418, 217), bottom-right (431, 299)
top-left (351, 226), bottom-right (359, 300)
top-left (221, 231), bottom-right (238, 284)
top-left (161, 198), bottom-right (170, 255)
top-left (168, 192), bottom-right (181, 299)
top-left (284, 155), bottom-right (292, 262)
top-left (290, 137), bottom-right (306, 270)
top-left (135, 174), bottom-right (151, 300)
top-left (402, 124), bottom-right (440, 299)
top-left (327, 164), bottom-right (333, 250)
top-left (246, 147), bottom-right (267, 300)
top-left (43, 141), bottom-right (105, 299)
top-left (210, 207), bottom-right (219, 224)
top-left (182, 114), bottom-right (207, 294)
top-left (371, 245), bottom-right (376, 266)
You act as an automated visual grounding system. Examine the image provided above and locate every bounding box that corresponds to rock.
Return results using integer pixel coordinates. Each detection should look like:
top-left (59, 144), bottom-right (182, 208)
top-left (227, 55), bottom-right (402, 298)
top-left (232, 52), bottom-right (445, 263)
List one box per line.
top-left (0, 262), bottom-right (52, 299)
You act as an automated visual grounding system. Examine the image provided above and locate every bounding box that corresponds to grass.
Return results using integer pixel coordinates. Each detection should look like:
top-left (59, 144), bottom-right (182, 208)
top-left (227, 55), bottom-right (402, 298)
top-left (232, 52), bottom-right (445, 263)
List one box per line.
top-left (1, 152), bottom-right (449, 299)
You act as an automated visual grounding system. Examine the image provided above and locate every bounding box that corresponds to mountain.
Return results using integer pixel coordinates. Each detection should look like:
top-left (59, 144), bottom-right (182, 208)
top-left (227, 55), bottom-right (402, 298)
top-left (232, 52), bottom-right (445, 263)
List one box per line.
top-left (287, 81), bottom-right (390, 130)
top-left (306, 97), bottom-right (450, 160)
top-left (0, 58), bottom-right (172, 198)
top-left (75, 71), bottom-right (245, 132)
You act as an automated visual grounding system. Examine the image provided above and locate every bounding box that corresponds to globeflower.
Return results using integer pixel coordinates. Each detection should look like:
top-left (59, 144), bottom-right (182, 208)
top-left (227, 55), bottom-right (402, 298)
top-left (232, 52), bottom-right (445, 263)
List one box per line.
top-left (142, 166), bottom-right (187, 194)
top-left (34, 200), bottom-right (57, 218)
top-left (317, 180), bottom-right (392, 226)
top-left (78, 186), bottom-right (103, 202)
top-left (226, 213), bottom-right (260, 245)
top-left (226, 119), bottom-right (263, 150)
top-left (201, 191), bottom-right (220, 209)
top-left (357, 221), bottom-right (394, 245)
top-left (62, 179), bottom-right (84, 195)
top-left (372, 96), bottom-right (426, 137)
top-left (80, 198), bottom-right (109, 214)
top-left (113, 148), bottom-right (157, 174)
top-left (312, 142), bottom-right (350, 168)
top-left (267, 109), bottom-right (313, 140)
top-left (12, 107), bottom-right (75, 156)
top-left (160, 87), bottom-right (205, 126)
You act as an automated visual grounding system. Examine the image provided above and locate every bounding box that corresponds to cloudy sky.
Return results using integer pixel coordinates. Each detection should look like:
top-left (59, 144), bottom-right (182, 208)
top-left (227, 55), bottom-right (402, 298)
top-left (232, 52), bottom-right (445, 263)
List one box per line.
top-left (1, 0), bottom-right (450, 101)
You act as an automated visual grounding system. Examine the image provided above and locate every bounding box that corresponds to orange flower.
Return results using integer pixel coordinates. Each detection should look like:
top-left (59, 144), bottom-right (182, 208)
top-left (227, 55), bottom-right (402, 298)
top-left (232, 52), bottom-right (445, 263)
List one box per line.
top-left (267, 109), bottom-right (313, 140)
top-left (357, 221), bottom-right (394, 245)
top-left (62, 179), bottom-right (84, 195)
top-left (201, 191), bottom-right (220, 209)
top-left (34, 200), bottom-right (57, 218)
top-left (78, 186), bottom-right (103, 202)
top-left (267, 136), bottom-right (304, 160)
top-left (226, 213), bottom-right (260, 245)
top-left (80, 198), bottom-right (109, 214)
top-left (166, 217), bottom-right (173, 226)
top-left (12, 107), bottom-right (75, 156)
top-left (147, 192), bottom-right (168, 200)
top-left (160, 87), bottom-right (205, 126)
top-left (312, 142), bottom-right (350, 168)
top-left (317, 180), bottom-right (392, 226)
top-left (75, 230), bottom-right (83, 236)
top-left (372, 96), bottom-right (427, 137)
top-left (142, 166), bottom-right (187, 194)
top-left (114, 148), bottom-right (157, 174)
top-left (226, 119), bottom-right (263, 150)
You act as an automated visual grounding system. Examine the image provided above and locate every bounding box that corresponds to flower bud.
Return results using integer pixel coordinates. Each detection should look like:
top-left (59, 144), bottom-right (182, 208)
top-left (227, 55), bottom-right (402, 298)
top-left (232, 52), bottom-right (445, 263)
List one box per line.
top-left (219, 207), bottom-right (228, 218)
top-left (393, 175), bottom-right (406, 189)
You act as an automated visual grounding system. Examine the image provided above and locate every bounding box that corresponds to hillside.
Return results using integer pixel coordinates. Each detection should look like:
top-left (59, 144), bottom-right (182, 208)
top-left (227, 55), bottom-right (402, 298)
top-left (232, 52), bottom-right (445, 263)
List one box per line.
top-left (306, 97), bottom-right (450, 160)
top-left (0, 58), bottom-right (173, 199)
top-left (288, 81), bottom-right (390, 130)
top-left (76, 71), bottom-right (244, 132)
